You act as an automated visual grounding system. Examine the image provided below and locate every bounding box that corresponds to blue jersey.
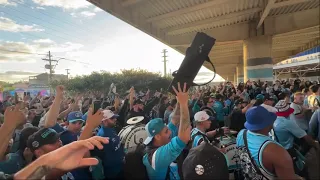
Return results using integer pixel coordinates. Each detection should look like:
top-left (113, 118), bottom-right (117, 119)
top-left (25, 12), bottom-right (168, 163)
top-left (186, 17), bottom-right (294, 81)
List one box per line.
top-left (143, 137), bottom-right (186, 180)
top-left (273, 116), bottom-right (307, 149)
top-left (236, 130), bottom-right (280, 178)
top-left (94, 127), bottom-right (124, 179)
top-left (190, 128), bottom-right (209, 148)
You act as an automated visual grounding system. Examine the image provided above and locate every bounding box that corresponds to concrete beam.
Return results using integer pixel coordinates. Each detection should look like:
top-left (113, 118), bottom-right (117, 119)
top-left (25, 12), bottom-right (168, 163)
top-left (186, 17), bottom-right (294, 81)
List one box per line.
top-left (274, 25), bottom-right (320, 36)
top-left (257, 0), bottom-right (276, 29)
top-left (273, 0), bottom-right (314, 9)
top-left (146, 0), bottom-right (233, 22)
top-left (264, 8), bottom-right (320, 35)
top-left (273, 31), bottom-right (320, 41)
top-left (87, 0), bottom-right (168, 46)
top-left (167, 8), bottom-right (262, 34)
top-left (121, 0), bottom-right (144, 7)
top-left (294, 38), bottom-right (320, 54)
top-left (168, 23), bottom-right (250, 46)
top-left (171, 40), bottom-right (243, 48)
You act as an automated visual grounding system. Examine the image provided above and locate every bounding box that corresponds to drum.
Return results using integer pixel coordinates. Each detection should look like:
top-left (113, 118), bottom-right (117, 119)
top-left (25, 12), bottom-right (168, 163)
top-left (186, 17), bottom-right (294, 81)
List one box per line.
top-left (217, 136), bottom-right (238, 171)
top-left (118, 124), bottom-right (147, 151)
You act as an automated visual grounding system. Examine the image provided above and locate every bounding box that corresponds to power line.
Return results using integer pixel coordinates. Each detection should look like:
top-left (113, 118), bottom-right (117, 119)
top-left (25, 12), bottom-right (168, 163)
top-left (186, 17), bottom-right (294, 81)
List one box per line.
top-left (51, 56), bottom-right (92, 65)
top-left (42, 51), bottom-right (57, 95)
top-left (11, 0), bottom-right (98, 34)
top-left (162, 49), bottom-right (168, 77)
top-left (0, 49), bottom-right (91, 65)
top-left (3, 6), bottom-right (81, 41)
top-left (2, 10), bottom-right (80, 43)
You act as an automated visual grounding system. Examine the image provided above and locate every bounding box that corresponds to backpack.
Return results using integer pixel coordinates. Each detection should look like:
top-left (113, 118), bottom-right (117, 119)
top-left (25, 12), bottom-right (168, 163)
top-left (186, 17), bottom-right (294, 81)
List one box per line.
top-left (177, 131), bottom-right (209, 180)
top-left (123, 144), bottom-right (170, 180)
top-left (235, 130), bottom-right (269, 180)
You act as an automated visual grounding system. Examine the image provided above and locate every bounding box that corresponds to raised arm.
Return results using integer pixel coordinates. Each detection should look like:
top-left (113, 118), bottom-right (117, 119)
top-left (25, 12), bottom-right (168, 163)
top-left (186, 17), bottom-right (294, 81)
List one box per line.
top-left (0, 104), bottom-right (26, 160)
top-left (44, 86), bottom-right (64, 128)
top-left (172, 82), bottom-right (191, 144)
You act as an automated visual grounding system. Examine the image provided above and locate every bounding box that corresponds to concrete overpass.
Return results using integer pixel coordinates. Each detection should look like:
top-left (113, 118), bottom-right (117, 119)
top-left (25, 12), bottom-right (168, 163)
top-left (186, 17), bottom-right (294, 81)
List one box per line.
top-left (88, 0), bottom-right (320, 83)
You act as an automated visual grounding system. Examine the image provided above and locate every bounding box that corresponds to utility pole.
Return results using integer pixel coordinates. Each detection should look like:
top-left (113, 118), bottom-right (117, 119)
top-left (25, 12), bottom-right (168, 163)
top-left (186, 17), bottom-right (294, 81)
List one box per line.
top-left (65, 69), bottom-right (70, 79)
top-left (162, 49), bottom-right (168, 77)
top-left (43, 51), bottom-right (58, 95)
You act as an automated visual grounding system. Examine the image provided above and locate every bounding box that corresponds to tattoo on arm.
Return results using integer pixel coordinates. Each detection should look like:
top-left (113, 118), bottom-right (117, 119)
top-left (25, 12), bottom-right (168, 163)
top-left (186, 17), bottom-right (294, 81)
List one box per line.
top-left (179, 104), bottom-right (190, 131)
top-left (27, 165), bottom-right (51, 180)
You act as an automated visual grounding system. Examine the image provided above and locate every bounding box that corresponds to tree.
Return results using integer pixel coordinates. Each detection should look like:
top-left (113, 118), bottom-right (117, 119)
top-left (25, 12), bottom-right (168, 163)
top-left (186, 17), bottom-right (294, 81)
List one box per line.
top-left (51, 69), bottom-right (172, 96)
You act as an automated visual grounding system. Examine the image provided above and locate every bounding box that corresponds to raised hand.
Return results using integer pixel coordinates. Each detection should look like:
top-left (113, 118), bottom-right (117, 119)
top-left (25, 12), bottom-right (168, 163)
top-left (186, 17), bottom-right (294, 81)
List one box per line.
top-left (86, 108), bottom-right (104, 129)
top-left (129, 87), bottom-right (135, 95)
top-left (172, 82), bottom-right (191, 144)
top-left (172, 82), bottom-right (188, 105)
top-left (3, 103), bottom-right (27, 128)
top-left (43, 136), bottom-right (109, 171)
top-left (250, 99), bottom-right (256, 105)
top-left (114, 96), bottom-right (120, 107)
top-left (56, 85), bottom-right (64, 100)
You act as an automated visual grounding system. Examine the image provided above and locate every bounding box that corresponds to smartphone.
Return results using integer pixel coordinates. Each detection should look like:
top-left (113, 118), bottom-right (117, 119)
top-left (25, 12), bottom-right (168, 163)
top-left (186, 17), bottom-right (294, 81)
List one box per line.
top-left (93, 100), bottom-right (101, 115)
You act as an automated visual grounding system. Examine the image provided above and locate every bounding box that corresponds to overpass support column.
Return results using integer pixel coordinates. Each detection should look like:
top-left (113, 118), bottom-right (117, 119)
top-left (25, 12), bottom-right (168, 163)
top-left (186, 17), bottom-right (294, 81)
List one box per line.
top-left (236, 65), bottom-right (244, 84)
top-left (243, 36), bottom-right (273, 82)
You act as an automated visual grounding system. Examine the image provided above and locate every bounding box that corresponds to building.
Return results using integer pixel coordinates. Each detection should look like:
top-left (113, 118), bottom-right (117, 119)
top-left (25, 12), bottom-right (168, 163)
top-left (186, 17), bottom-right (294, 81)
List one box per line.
top-left (28, 73), bottom-right (67, 89)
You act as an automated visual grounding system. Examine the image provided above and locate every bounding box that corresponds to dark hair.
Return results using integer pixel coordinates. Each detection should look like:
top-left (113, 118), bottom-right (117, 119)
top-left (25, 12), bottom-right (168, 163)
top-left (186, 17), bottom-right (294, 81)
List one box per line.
top-left (278, 92), bottom-right (289, 100)
top-left (310, 84), bottom-right (320, 93)
top-left (159, 96), bottom-right (168, 106)
top-left (18, 127), bottom-right (39, 151)
top-left (170, 99), bottom-right (177, 107)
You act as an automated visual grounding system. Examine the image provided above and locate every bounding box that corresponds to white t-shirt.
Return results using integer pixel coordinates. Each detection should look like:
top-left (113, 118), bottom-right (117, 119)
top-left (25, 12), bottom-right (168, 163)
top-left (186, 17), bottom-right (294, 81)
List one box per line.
top-left (260, 103), bottom-right (277, 113)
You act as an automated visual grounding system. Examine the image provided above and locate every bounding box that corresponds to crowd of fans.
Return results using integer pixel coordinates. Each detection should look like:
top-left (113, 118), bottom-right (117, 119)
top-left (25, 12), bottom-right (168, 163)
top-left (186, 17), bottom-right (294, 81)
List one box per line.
top-left (0, 78), bottom-right (319, 180)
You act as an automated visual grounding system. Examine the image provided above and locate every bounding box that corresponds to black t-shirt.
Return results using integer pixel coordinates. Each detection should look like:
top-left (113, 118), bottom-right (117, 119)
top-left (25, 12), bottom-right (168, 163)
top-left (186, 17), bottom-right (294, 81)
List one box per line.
top-left (229, 108), bottom-right (246, 132)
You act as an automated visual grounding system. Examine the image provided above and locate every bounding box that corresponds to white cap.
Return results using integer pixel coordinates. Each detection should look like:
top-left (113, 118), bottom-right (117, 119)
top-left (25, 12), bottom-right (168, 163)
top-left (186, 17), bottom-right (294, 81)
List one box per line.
top-left (102, 110), bottom-right (119, 121)
top-left (194, 111), bottom-right (212, 122)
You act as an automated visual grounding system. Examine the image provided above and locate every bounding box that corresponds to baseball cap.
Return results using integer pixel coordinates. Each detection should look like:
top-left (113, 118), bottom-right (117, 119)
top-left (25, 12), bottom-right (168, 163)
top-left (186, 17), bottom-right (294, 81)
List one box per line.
top-left (67, 111), bottom-right (84, 123)
top-left (194, 111), bottom-right (214, 122)
top-left (245, 106), bottom-right (277, 131)
top-left (102, 110), bottom-right (119, 121)
top-left (143, 118), bottom-right (166, 145)
top-left (264, 94), bottom-right (275, 101)
top-left (82, 112), bottom-right (88, 121)
top-left (256, 94), bottom-right (265, 100)
top-left (27, 128), bottom-right (60, 152)
top-left (182, 143), bottom-right (229, 180)
top-left (274, 100), bottom-right (294, 116)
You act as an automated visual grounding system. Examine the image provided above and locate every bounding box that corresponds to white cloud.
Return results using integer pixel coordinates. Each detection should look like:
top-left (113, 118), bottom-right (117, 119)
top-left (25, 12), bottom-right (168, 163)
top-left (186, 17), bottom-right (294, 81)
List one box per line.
top-left (71, 11), bottom-right (96, 18)
top-left (36, 6), bottom-right (46, 10)
top-left (80, 11), bottom-right (96, 17)
top-left (32, 0), bottom-right (91, 9)
top-left (0, 39), bottom-right (83, 62)
top-left (93, 7), bottom-right (102, 12)
top-left (0, 17), bottom-right (45, 32)
top-left (0, 0), bottom-right (19, 6)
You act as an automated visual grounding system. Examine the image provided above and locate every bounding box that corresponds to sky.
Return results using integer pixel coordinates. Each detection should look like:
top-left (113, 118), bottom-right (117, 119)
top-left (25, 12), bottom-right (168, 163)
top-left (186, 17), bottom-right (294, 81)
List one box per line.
top-left (0, 0), bottom-right (224, 83)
